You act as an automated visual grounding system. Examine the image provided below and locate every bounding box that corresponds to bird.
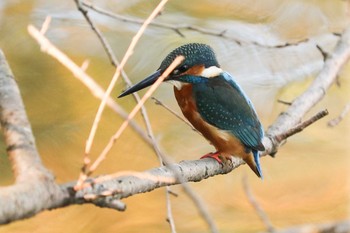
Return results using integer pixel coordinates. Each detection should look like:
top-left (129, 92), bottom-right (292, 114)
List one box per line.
top-left (118, 43), bottom-right (265, 178)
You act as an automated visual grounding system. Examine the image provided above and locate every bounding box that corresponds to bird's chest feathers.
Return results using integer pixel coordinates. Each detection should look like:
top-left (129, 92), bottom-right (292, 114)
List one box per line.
top-left (173, 85), bottom-right (232, 143)
top-left (174, 84), bottom-right (197, 116)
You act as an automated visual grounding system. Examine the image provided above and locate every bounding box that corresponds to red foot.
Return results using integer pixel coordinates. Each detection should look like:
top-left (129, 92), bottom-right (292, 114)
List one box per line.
top-left (200, 152), bottom-right (223, 164)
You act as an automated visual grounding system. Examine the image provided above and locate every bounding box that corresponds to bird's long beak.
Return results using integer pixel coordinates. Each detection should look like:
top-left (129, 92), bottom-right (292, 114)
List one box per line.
top-left (118, 70), bottom-right (162, 98)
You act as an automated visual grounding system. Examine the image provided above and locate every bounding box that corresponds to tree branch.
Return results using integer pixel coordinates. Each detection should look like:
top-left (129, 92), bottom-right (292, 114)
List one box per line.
top-left (65, 158), bottom-right (239, 201)
top-left (265, 26), bottom-right (350, 154)
top-left (152, 97), bottom-right (199, 133)
top-left (274, 109), bottom-right (328, 144)
top-left (327, 102), bottom-right (350, 127)
top-left (242, 176), bottom-right (275, 233)
top-left (0, 51), bottom-right (46, 181)
top-left (27, 24), bottom-right (152, 145)
top-left (0, 50), bottom-right (66, 224)
top-left (263, 220), bottom-right (350, 233)
top-left (74, 0), bottom-right (118, 67)
top-left (81, 1), bottom-right (311, 48)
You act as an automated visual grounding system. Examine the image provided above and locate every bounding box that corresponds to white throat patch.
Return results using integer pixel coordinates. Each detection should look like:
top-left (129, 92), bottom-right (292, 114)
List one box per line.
top-left (200, 66), bottom-right (223, 78)
top-left (167, 80), bottom-right (184, 90)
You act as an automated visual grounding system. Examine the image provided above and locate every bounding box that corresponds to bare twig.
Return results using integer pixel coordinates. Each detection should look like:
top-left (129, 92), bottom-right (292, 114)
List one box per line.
top-left (277, 99), bottom-right (292, 106)
top-left (263, 220), bottom-right (350, 233)
top-left (73, 1), bottom-right (218, 226)
top-left (242, 175), bottom-right (275, 233)
top-left (167, 189), bottom-right (179, 197)
top-left (166, 186), bottom-right (177, 233)
top-left (75, 0), bottom-right (152, 111)
top-left (152, 97), bottom-right (199, 133)
top-left (181, 183), bottom-right (219, 233)
top-left (274, 109), bottom-right (329, 143)
top-left (266, 26), bottom-right (350, 155)
top-left (327, 103), bottom-right (350, 127)
top-left (84, 56), bottom-right (184, 179)
top-left (273, 39), bottom-right (309, 48)
top-left (74, 2), bottom-right (179, 227)
top-left (74, 0), bottom-right (118, 67)
top-left (316, 44), bottom-right (329, 62)
top-left (27, 25), bottom-right (151, 144)
top-left (75, 0), bottom-right (153, 144)
top-left (81, 0), bottom-right (309, 48)
top-left (152, 151), bottom-right (220, 233)
top-left (70, 0), bottom-right (178, 225)
top-left (40, 15), bottom-right (51, 35)
top-left (76, 0), bottom-right (169, 188)
top-left (83, 0), bottom-right (169, 166)
top-left (80, 59), bottom-right (89, 71)
top-left (81, 1), bottom-right (229, 39)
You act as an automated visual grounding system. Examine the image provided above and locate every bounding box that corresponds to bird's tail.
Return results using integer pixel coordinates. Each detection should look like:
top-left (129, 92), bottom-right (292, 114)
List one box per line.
top-left (245, 150), bottom-right (263, 179)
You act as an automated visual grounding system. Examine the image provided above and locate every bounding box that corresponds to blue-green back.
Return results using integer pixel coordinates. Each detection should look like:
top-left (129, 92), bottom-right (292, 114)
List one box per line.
top-left (191, 72), bottom-right (264, 151)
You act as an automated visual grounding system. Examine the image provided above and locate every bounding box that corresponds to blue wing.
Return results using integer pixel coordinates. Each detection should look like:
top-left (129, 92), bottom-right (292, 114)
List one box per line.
top-left (192, 72), bottom-right (264, 151)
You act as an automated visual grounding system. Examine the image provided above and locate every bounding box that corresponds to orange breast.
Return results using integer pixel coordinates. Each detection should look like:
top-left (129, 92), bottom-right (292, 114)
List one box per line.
top-left (173, 85), bottom-right (249, 159)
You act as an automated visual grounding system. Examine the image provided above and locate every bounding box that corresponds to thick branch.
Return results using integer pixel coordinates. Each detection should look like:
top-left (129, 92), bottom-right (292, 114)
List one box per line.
top-left (267, 27), bottom-right (350, 133)
top-left (81, 1), bottom-right (310, 48)
top-left (265, 26), bottom-right (350, 154)
top-left (265, 220), bottom-right (350, 233)
top-left (0, 50), bottom-right (45, 181)
top-left (0, 50), bottom-right (67, 223)
top-left (63, 111), bottom-right (328, 205)
top-left (64, 158), bottom-right (239, 201)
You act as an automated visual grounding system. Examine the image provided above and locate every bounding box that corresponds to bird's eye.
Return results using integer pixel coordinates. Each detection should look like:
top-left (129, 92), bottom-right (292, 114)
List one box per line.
top-left (172, 65), bottom-right (189, 75)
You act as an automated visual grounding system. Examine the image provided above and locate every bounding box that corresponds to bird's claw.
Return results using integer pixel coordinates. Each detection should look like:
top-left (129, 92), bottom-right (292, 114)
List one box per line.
top-left (200, 152), bottom-right (225, 167)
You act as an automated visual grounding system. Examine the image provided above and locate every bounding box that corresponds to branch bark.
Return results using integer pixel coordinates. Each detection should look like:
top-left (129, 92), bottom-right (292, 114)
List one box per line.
top-left (0, 50), bottom-right (65, 224)
top-left (264, 220), bottom-right (350, 233)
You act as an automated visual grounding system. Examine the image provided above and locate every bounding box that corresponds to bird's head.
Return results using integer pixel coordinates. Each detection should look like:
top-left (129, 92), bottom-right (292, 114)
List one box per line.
top-left (118, 43), bottom-right (222, 98)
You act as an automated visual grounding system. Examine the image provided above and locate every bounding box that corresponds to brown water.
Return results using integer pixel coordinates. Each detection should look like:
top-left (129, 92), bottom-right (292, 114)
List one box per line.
top-left (0, 0), bottom-right (349, 232)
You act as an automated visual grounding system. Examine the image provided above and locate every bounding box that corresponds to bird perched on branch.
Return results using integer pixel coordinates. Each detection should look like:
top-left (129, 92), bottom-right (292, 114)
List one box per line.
top-left (118, 43), bottom-right (265, 178)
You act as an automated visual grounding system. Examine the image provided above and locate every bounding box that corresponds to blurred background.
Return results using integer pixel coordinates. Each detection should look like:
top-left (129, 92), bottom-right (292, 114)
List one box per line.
top-left (0, 0), bottom-right (349, 232)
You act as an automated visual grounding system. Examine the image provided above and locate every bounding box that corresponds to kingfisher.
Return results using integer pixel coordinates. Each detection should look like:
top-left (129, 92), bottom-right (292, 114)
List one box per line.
top-left (118, 43), bottom-right (265, 178)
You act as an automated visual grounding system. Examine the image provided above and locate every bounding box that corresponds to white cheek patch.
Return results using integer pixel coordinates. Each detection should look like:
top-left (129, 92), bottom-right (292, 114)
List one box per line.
top-left (200, 66), bottom-right (223, 78)
top-left (167, 80), bottom-right (184, 90)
